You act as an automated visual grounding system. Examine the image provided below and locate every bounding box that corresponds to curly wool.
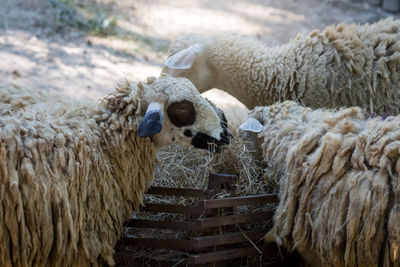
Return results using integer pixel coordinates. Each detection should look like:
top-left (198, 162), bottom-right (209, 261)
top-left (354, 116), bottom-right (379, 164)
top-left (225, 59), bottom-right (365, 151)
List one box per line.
top-left (166, 18), bottom-right (400, 115)
top-left (0, 82), bottom-right (155, 267)
top-left (253, 101), bottom-right (400, 266)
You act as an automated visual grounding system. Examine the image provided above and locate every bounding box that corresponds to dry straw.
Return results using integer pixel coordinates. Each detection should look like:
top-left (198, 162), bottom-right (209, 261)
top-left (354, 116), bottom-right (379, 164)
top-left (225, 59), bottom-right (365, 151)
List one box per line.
top-left (151, 138), bottom-right (275, 195)
top-left (115, 138), bottom-right (279, 265)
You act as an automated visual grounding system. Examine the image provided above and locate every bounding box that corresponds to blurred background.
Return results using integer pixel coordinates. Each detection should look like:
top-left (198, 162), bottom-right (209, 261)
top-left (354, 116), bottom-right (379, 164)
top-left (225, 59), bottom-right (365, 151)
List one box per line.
top-left (1, 0), bottom-right (399, 113)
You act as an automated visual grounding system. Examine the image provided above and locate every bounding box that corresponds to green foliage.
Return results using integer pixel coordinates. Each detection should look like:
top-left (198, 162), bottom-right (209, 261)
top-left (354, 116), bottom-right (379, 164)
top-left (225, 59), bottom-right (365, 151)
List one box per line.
top-left (49, 0), bottom-right (117, 36)
top-left (85, 15), bottom-right (118, 36)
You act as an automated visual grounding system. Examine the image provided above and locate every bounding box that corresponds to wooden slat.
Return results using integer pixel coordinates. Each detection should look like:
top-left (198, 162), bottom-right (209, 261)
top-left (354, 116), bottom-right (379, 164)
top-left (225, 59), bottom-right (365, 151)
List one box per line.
top-left (142, 203), bottom-right (205, 215)
top-left (192, 230), bottom-right (265, 248)
top-left (126, 212), bottom-right (273, 231)
top-left (141, 195), bottom-right (277, 215)
top-left (118, 236), bottom-right (194, 250)
top-left (125, 219), bottom-right (200, 231)
top-left (119, 230), bottom-right (266, 250)
top-left (202, 194), bottom-right (278, 209)
top-left (188, 246), bottom-right (265, 264)
top-left (198, 212), bottom-right (273, 229)
top-left (147, 186), bottom-right (208, 197)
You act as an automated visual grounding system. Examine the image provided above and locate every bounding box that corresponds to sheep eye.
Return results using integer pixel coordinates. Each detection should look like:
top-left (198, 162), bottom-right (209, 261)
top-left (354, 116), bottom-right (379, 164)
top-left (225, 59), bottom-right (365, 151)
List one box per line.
top-left (167, 100), bottom-right (196, 127)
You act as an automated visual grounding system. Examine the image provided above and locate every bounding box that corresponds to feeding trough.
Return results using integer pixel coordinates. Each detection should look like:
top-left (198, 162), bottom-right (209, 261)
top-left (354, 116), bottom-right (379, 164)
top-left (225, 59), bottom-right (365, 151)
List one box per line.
top-left (114, 173), bottom-right (286, 266)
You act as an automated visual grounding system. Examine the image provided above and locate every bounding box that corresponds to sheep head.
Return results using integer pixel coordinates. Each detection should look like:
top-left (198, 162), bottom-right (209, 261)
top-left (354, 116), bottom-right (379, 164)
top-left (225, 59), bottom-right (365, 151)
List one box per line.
top-left (161, 33), bottom-right (216, 93)
top-left (137, 74), bottom-right (230, 151)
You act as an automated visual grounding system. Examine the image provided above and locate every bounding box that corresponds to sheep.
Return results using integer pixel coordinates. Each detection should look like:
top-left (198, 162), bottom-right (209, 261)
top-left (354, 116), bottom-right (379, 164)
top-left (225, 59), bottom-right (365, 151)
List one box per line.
top-left (202, 89), bottom-right (250, 136)
top-left (239, 101), bottom-right (400, 266)
top-left (0, 75), bottom-right (231, 267)
top-left (162, 17), bottom-right (400, 115)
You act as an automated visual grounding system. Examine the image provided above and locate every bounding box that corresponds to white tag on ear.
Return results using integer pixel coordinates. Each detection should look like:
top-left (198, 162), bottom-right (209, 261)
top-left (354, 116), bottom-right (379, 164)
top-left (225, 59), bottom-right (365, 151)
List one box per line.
top-left (239, 118), bottom-right (264, 133)
top-left (164, 44), bottom-right (204, 70)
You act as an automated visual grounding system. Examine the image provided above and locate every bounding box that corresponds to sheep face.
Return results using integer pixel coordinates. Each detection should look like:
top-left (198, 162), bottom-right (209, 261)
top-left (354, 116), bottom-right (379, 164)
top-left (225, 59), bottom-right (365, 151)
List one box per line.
top-left (138, 75), bottom-right (230, 151)
top-left (162, 52), bottom-right (213, 93)
top-left (161, 34), bottom-right (216, 93)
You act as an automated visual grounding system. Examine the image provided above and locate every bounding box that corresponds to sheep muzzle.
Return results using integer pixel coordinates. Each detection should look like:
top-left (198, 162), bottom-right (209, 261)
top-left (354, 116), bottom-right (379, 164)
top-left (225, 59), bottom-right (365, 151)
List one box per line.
top-left (191, 132), bottom-right (230, 152)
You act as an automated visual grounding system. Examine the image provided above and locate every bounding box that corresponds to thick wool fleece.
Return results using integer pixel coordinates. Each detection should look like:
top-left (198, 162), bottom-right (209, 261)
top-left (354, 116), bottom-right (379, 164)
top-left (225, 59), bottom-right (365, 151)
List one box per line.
top-left (0, 83), bottom-right (155, 267)
top-left (253, 101), bottom-right (400, 266)
top-left (167, 18), bottom-right (400, 115)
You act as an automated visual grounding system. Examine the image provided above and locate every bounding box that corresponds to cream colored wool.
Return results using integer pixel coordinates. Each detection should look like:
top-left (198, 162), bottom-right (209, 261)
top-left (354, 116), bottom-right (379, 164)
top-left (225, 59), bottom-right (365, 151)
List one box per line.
top-left (163, 18), bottom-right (400, 115)
top-left (0, 75), bottom-right (228, 267)
top-left (248, 101), bottom-right (400, 266)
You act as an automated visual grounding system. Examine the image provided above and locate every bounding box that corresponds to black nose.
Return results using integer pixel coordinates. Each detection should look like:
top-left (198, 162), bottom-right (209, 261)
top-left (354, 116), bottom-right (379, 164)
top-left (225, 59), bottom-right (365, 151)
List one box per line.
top-left (220, 117), bottom-right (231, 145)
top-left (220, 132), bottom-right (231, 145)
top-left (191, 132), bottom-right (230, 152)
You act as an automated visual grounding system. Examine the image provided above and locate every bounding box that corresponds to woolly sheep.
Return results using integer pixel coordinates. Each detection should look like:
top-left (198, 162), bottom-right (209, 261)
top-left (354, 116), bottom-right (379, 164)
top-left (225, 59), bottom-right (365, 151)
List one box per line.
top-left (162, 17), bottom-right (400, 115)
top-left (202, 89), bottom-right (250, 136)
top-left (0, 75), bottom-right (230, 267)
top-left (240, 101), bottom-right (400, 266)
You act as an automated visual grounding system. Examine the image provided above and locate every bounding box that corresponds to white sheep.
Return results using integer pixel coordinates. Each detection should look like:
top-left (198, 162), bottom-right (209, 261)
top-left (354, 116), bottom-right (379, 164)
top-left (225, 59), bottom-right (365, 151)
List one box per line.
top-left (239, 101), bottom-right (400, 266)
top-left (0, 75), bottom-right (230, 267)
top-left (202, 89), bottom-right (249, 136)
top-left (162, 17), bottom-right (400, 115)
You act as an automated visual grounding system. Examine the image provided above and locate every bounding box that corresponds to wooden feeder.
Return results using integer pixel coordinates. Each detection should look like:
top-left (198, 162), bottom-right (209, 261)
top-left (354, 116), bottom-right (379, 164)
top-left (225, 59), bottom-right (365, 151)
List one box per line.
top-left (114, 173), bottom-right (285, 266)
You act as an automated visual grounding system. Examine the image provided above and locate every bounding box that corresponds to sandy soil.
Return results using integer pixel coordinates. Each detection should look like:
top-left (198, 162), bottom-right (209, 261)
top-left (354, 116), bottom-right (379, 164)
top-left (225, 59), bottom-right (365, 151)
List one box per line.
top-left (1, 0), bottom-right (398, 120)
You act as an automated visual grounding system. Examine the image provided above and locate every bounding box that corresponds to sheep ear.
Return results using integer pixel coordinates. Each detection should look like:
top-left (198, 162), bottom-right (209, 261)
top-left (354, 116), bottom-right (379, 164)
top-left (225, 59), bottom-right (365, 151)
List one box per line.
top-left (138, 102), bottom-right (164, 137)
top-left (164, 44), bottom-right (204, 70)
top-left (239, 118), bottom-right (264, 133)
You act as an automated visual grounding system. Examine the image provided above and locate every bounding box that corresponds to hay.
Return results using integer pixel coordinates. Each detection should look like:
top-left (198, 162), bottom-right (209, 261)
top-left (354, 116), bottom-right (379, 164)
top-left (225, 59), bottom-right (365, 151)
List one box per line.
top-left (152, 138), bottom-right (275, 195)
top-left (142, 138), bottom-right (277, 214)
top-left (114, 138), bottom-right (279, 265)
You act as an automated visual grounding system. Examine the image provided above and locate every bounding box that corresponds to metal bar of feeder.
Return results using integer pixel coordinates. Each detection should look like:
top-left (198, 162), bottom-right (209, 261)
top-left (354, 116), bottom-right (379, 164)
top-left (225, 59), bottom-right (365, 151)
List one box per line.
top-left (202, 194), bottom-right (278, 209)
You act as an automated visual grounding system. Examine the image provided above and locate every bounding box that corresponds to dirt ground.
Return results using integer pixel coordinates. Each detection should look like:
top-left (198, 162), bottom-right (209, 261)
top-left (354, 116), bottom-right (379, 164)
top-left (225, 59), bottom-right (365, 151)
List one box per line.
top-left (1, 0), bottom-right (399, 113)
